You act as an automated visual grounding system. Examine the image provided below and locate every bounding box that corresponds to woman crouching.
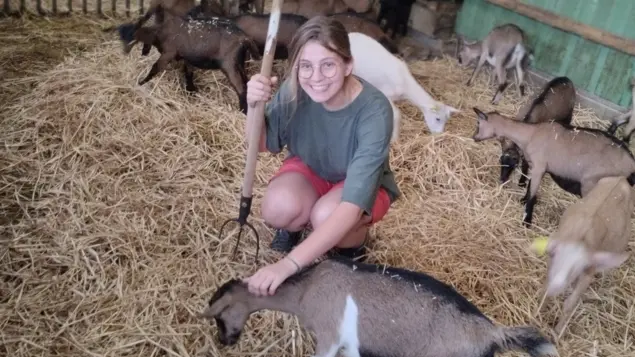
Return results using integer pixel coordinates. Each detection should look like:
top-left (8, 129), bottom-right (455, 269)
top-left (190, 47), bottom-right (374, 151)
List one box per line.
top-left (244, 15), bottom-right (400, 296)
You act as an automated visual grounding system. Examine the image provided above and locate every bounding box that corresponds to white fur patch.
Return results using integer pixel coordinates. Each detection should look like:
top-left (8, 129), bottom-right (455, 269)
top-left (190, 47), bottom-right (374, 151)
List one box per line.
top-left (339, 295), bottom-right (361, 357)
top-left (548, 243), bottom-right (588, 295)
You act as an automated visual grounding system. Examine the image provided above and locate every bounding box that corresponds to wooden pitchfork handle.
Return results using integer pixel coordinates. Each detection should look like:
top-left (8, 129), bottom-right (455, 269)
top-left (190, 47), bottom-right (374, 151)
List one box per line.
top-left (242, 0), bottom-right (282, 199)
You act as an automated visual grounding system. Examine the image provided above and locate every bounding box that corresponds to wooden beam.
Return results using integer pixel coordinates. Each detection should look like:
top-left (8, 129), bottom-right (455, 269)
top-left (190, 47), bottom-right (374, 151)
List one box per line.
top-left (486, 0), bottom-right (635, 56)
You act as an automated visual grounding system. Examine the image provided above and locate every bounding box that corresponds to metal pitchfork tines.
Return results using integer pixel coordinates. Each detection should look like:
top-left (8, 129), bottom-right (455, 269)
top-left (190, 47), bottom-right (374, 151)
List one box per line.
top-left (219, 194), bottom-right (260, 263)
top-left (219, 0), bottom-right (284, 265)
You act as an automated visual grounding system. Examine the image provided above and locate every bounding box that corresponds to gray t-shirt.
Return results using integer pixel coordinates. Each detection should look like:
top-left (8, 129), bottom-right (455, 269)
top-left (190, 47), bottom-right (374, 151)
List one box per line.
top-left (264, 76), bottom-right (400, 216)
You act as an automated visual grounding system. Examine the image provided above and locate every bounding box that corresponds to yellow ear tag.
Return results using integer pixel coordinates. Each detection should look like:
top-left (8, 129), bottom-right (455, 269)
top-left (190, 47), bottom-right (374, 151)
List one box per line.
top-left (531, 236), bottom-right (549, 256)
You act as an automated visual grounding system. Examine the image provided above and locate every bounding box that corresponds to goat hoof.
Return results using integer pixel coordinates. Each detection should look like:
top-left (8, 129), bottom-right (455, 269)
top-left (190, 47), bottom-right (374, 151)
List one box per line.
top-left (520, 85), bottom-right (526, 96)
top-left (522, 219), bottom-right (532, 228)
top-left (608, 124), bottom-right (617, 135)
top-left (518, 181), bottom-right (527, 188)
top-left (185, 85), bottom-right (198, 93)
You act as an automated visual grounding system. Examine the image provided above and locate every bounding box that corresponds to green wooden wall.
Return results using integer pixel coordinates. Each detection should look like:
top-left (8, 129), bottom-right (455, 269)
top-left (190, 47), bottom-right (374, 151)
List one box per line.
top-left (455, 0), bottom-right (635, 108)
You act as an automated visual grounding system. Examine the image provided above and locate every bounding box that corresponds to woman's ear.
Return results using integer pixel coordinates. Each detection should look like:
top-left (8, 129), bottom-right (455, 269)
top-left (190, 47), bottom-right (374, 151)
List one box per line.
top-left (345, 58), bottom-right (354, 76)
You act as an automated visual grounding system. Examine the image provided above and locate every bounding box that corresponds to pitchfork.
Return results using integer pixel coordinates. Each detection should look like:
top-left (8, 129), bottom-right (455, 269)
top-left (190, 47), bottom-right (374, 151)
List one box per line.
top-left (218, 0), bottom-right (285, 265)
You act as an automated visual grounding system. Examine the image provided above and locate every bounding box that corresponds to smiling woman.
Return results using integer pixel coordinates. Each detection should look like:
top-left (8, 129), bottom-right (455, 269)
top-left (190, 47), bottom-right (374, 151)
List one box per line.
top-left (243, 15), bottom-right (401, 297)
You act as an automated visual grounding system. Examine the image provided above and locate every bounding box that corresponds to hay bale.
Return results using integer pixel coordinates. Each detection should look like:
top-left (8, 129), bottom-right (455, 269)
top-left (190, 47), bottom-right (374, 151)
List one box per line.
top-left (1, 36), bottom-right (633, 357)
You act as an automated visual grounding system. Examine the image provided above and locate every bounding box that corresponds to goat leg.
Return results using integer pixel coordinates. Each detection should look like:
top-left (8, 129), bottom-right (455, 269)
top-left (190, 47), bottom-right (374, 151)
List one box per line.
top-left (390, 101), bottom-right (401, 144)
top-left (491, 62), bottom-right (509, 105)
top-left (522, 166), bottom-right (545, 227)
top-left (555, 271), bottom-right (594, 338)
top-left (141, 43), bottom-right (152, 56)
top-left (221, 60), bottom-right (248, 114)
top-left (518, 157), bottom-right (529, 187)
top-left (515, 59), bottom-right (526, 96)
top-left (139, 52), bottom-right (175, 86)
top-left (466, 55), bottom-right (486, 86)
top-left (183, 63), bottom-right (197, 93)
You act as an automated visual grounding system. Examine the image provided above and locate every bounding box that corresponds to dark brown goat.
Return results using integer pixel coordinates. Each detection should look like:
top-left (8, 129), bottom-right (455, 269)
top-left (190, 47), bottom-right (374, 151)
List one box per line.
top-left (499, 76), bottom-right (576, 186)
top-left (133, 9), bottom-right (261, 114)
top-left (230, 13), bottom-right (308, 60)
top-left (329, 12), bottom-right (399, 54)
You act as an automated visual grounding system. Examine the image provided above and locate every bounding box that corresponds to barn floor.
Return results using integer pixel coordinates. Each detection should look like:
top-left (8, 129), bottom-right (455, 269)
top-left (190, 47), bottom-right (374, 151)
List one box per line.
top-left (1, 8), bottom-right (634, 357)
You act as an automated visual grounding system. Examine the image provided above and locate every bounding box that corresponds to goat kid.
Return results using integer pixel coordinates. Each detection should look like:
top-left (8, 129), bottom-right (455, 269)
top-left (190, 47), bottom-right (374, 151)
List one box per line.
top-left (349, 32), bottom-right (459, 143)
top-left (201, 257), bottom-right (558, 357)
top-left (472, 107), bottom-right (635, 227)
top-left (133, 8), bottom-right (261, 114)
top-left (458, 23), bottom-right (533, 105)
top-left (541, 176), bottom-right (633, 337)
top-left (499, 76), bottom-right (576, 186)
top-left (377, 0), bottom-right (416, 39)
top-left (607, 77), bottom-right (635, 143)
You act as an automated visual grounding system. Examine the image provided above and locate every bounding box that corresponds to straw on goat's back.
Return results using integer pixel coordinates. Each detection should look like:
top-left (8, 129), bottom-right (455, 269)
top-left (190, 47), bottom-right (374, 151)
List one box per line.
top-left (1, 37), bottom-right (634, 357)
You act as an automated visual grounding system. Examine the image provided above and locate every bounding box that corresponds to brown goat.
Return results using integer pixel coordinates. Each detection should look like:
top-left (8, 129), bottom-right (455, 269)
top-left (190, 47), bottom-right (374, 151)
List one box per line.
top-left (230, 12), bottom-right (308, 60)
top-left (329, 11), bottom-right (399, 54)
top-left (120, 0), bottom-right (224, 56)
top-left (472, 107), bottom-right (635, 227)
top-left (499, 76), bottom-right (576, 186)
top-left (134, 8), bottom-right (261, 114)
top-left (458, 23), bottom-right (533, 105)
top-left (201, 257), bottom-right (558, 357)
top-left (541, 176), bottom-right (633, 338)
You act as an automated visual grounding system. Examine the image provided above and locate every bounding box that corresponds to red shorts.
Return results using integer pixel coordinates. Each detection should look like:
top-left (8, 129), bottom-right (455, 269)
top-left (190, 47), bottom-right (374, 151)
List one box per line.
top-left (269, 156), bottom-right (392, 225)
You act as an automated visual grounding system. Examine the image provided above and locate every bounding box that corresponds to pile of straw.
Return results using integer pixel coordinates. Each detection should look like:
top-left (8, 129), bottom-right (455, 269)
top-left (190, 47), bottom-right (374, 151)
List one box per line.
top-left (1, 35), bottom-right (633, 357)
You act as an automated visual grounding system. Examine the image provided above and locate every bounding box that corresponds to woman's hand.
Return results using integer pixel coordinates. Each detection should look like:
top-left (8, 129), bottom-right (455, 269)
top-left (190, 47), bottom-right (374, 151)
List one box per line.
top-left (243, 257), bottom-right (298, 296)
top-left (246, 74), bottom-right (278, 107)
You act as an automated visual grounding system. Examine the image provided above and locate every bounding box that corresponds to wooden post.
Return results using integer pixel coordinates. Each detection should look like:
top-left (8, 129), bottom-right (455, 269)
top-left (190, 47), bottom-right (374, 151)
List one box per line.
top-left (487, 0), bottom-right (635, 56)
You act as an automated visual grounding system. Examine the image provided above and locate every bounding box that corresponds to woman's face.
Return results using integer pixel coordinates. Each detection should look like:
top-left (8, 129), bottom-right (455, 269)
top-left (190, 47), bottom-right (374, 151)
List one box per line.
top-left (296, 40), bottom-right (352, 104)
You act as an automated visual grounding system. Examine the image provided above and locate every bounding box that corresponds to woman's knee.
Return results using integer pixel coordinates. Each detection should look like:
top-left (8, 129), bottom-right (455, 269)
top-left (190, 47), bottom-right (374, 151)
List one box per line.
top-left (310, 187), bottom-right (343, 228)
top-left (262, 172), bottom-right (319, 229)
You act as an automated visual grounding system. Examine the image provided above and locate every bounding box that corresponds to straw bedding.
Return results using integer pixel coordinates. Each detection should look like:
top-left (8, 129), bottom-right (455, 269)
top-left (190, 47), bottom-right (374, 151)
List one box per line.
top-left (1, 30), bottom-right (634, 357)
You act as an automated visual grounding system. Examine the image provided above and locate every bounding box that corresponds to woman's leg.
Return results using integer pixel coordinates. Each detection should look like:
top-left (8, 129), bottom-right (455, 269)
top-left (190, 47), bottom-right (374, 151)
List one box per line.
top-left (309, 183), bottom-right (391, 261)
top-left (262, 157), bottom-right (332, 252)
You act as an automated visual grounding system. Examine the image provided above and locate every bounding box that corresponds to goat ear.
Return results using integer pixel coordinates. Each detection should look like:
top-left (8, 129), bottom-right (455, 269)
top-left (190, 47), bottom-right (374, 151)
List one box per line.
top-left (590, 251), bottom-right (629, 272)
top-left (197, 306), bottom-right (216, 321)
top-left (473, 107), bottom-right (487, 121)
top-left (447, 105), bottom-right (460, 114)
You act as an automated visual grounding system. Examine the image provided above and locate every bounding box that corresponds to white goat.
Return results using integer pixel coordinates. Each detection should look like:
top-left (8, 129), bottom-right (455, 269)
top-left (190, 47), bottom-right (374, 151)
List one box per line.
top-left (348, 31), bottom-right (460, 143)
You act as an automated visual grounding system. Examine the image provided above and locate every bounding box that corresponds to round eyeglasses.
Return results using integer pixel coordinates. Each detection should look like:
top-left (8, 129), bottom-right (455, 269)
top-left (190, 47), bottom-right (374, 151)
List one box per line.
top-left (297, 61), bottom-right (339, 79)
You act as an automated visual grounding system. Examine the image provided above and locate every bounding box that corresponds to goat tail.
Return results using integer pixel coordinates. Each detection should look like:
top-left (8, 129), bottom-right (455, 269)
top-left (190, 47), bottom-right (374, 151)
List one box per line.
top-left (379, 36), bottom-right (400, 54)
top-left (492, 326), bottom-right (559, 357)
top-left (626, 172), bottom-right (635, 186)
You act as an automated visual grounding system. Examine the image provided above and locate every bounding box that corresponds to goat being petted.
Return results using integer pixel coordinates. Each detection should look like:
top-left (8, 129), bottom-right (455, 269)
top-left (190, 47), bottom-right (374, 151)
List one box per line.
top-left (201, 257), bottom-right (558, 357)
